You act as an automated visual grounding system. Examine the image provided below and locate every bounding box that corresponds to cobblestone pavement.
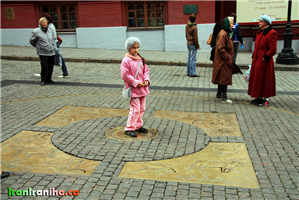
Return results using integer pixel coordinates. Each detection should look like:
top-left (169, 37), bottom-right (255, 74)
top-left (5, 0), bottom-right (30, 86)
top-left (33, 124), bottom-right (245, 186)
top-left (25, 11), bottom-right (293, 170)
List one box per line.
top-left (1, 59), bottom-right (299, 200)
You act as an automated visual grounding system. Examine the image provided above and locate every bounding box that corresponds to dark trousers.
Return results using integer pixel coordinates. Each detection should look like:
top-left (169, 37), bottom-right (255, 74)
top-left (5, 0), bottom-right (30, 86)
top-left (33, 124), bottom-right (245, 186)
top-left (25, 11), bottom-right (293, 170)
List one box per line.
top-left (233, 43), bottom-right (239, 63)
top-left (218, 84), bottom-right (227, 93)
top-left (39, 55), bottom-right (54, 82)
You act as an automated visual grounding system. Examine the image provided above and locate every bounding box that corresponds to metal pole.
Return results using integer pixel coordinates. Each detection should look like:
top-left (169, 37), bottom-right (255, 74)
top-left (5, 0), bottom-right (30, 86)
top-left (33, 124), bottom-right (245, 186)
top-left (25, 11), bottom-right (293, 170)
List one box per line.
top-left (276, 0), bottom-right (299, 65)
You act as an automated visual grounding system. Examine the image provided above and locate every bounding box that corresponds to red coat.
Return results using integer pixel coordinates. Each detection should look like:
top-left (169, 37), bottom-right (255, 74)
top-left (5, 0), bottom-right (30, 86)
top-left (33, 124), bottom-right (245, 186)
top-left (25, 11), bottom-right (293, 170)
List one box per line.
top-left (248, 26), bottom-right (278, 98)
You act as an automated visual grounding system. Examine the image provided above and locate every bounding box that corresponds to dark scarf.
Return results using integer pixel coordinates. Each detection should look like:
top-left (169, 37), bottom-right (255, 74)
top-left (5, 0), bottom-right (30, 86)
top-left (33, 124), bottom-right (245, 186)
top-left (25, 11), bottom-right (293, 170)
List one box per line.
top-left (258, 25), bottom-right (273, 35)
top-left (40, 25), bottom-right (48, 33)
top-left (221, 17), bottom-right (233, 38)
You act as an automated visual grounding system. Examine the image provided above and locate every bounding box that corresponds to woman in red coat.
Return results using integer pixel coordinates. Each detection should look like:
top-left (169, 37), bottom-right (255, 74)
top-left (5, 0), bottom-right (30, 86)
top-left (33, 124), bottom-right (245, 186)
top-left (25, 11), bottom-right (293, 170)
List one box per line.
top-left (248, 15), bottom-right (278, 106)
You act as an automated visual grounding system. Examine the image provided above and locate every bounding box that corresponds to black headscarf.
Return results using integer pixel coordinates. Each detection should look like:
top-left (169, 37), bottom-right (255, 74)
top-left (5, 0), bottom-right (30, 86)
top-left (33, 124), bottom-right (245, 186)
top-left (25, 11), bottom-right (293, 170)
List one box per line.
top-left (211, 21), bottom-right (222, 47)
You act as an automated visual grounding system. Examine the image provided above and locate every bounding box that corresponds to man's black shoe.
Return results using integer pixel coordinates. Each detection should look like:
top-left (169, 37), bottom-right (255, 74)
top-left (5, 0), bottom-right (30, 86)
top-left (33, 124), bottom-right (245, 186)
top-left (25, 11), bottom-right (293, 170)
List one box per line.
top-left (1, 172), bottom-right (10, 179)
top-left (189, 74), bottom-right (200, 77)
top-left (125, 131), bottom-right (137, 137)
top-left (40, 82), bottom-right (46, 86)
top-left (135, 126), bottom-right (148, 133)
top-left (47, 79), bottom-right (55, 84)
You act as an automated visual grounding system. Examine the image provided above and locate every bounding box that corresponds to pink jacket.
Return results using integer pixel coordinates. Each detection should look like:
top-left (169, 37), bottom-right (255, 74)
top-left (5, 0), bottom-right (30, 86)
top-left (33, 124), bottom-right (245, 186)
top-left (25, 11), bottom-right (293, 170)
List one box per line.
top-left (121, 56), bottom-right (150, 98)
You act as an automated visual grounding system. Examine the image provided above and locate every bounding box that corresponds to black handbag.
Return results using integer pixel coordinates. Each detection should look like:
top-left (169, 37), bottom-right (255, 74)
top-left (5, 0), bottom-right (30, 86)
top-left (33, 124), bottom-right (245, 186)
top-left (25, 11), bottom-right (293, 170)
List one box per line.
top-left (210, 47), bottom-right (216, 61)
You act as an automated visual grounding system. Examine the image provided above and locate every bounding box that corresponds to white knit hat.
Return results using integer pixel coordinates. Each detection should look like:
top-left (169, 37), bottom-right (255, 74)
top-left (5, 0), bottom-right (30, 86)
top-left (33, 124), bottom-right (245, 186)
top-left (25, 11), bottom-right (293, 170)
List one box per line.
top-left (125, 37), bottom-right (141, 52)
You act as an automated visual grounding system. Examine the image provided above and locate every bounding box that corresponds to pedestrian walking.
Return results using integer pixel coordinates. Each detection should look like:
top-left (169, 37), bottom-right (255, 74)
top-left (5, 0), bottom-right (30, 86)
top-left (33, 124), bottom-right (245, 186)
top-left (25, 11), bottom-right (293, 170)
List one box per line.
top-left (30, 17), bottom-right (56, 86)
top-left (186, 13), bottom-right (201, 77)
top-left (230, 13), bottom-right (245, 64)
top-left (34, 13), bottom-right (69, 78)
top-left (121, 37), bottom-right (151, 137)
top-left (248, 14), bottom-right (278, 106)
top-left (211, 17), bottom-right (236, 103)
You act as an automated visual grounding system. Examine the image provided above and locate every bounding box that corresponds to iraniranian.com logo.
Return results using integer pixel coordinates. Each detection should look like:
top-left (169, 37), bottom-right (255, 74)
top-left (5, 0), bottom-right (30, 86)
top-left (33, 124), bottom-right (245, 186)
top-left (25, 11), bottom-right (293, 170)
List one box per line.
top-left (8, 188), bottom-right (79, 196)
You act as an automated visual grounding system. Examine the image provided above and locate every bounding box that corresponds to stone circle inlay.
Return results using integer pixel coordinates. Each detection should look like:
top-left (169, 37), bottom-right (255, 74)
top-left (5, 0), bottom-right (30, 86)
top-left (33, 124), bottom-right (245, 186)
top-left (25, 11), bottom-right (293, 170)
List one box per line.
top-left (51, 117), bottom-right (210, 162)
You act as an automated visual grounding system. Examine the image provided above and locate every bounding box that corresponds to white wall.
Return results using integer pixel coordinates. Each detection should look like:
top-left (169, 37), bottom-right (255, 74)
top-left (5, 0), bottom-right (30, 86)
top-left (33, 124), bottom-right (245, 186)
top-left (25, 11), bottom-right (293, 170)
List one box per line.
top-left (1, 29), bottom-right (77, 48)
top-left (127, 29), bottom-right (164, 51)
top-left (1, 29), bottom-right (33, 46)
top-left (57, 33), bottom-right (77, 48)
top-left (1, 26), bottom-right (299, 53)
top-left (164, 25), bottom-right (187, 52)
top-left (165, 24), bottom-right (215, 52)
top-left (76, 27), bottom-right (127, 49)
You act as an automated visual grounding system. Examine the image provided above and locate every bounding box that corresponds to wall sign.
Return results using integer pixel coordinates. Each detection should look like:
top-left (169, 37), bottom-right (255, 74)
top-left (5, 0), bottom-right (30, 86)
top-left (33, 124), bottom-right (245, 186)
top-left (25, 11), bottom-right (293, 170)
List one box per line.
top-left (237, 0), bottom-right (299, 23)
top-left (5, 7), bottom-right (14, 20)
top-left (184, 4), bottom-right (198, 14)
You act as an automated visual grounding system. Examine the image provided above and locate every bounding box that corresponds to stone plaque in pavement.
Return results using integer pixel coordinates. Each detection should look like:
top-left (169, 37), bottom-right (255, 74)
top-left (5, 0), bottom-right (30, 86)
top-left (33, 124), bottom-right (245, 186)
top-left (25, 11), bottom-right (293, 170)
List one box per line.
top-left (1, 131), bottom-right (100, 175)
top-left (119, 142), bottom-right (259, 188)
top-left (35, 105), bottom-right (129, 127)
top-left (153, 110), bottom-right (242, 137)
top-left (106, 126), bottom-right (158, 141)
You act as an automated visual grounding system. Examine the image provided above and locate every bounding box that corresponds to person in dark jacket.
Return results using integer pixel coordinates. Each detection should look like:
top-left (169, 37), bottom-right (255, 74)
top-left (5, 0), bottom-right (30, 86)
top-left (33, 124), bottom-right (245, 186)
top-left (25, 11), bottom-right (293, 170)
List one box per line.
top-left (30, 17), bottom-right (56, 86)
top-left (248, 15), bottom-right (277, 106)
top-left (230, 13), bottom-right (245, 64)
top-left (211, 17), bottom-right (235, 103)
top-left (186, 13), bottom-right (201, 77)
top-left (210, 21), bottom-right (222, 61)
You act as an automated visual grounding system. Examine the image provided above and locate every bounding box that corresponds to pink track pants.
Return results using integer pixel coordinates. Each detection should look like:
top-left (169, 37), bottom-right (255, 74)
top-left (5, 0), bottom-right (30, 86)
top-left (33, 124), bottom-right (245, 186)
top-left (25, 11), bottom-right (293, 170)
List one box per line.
top-left (125, 96), bottom-right (146, 131)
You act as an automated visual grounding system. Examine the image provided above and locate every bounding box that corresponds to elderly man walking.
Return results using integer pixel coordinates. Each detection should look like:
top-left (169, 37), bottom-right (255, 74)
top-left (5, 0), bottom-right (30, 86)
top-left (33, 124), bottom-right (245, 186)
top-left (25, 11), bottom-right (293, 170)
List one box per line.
top-left (186, 13), bottom-right (201, 77)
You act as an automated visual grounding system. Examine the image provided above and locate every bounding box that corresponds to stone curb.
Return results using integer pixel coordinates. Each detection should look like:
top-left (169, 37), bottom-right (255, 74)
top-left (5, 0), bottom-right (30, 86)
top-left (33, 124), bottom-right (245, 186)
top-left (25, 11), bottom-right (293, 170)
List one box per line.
top-left (1, 55), bottom-right (298, 71)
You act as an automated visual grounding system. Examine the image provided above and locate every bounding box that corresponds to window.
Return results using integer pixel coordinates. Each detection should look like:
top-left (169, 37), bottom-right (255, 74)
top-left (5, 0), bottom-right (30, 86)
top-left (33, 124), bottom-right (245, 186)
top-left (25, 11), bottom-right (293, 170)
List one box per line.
top-left (126, 1), bottom-right (165, 29)
top-left (40, 3), bottom-right (77, 31)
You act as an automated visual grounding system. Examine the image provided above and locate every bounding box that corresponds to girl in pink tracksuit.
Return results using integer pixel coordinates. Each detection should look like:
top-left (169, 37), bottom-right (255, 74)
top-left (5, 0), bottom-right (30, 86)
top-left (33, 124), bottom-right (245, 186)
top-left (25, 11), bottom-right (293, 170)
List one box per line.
top-left (121, 37), bottom-right (150, 137)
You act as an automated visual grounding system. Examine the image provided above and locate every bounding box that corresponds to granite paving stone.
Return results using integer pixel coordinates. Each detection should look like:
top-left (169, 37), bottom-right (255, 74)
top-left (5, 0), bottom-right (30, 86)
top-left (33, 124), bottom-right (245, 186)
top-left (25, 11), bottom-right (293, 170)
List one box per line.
top-left (213, 196), bottom-right (226, 200)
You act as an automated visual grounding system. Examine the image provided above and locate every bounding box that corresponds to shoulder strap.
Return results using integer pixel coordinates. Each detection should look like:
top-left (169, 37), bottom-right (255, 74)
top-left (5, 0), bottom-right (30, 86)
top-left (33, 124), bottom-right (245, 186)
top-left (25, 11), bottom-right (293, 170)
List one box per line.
top-left (134, 60), bottom-right (141, 78)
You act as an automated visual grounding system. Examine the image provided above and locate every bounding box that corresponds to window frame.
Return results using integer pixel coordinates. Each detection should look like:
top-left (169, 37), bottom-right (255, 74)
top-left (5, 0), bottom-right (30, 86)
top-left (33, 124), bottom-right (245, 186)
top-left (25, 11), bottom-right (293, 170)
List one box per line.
top-left (126, 1), bottom-right (165, 29)
top-left (39, 2), bottom-right (78, 32)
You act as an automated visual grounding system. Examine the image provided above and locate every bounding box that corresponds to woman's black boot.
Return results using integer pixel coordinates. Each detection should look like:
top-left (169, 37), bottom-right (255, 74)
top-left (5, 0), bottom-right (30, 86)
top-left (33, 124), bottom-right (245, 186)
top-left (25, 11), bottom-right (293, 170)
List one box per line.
top-left (216, 90), bottom-right (221, 99)
top-left (250, 97), bottom-right (263, 104)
